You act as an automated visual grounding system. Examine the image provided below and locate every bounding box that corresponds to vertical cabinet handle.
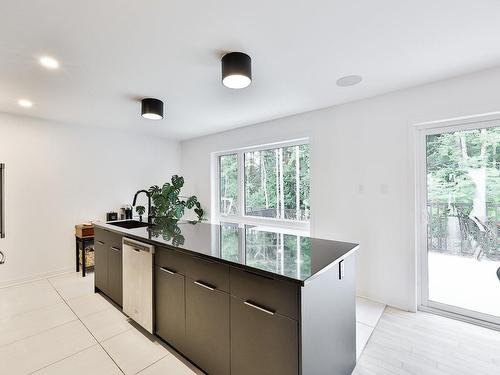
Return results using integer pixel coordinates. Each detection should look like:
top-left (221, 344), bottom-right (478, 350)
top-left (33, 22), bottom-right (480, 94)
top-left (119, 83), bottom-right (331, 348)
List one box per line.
top-left (194, 280), bottom-right (215, 291)
top-left (244, 301), bottom-right (275, 316)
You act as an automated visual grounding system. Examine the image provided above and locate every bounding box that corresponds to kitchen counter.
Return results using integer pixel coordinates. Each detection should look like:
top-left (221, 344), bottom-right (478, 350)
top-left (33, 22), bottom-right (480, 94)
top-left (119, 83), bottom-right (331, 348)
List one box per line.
top-left (93, 218), bottom-right (359, 375)
top-left (94, 218), bottom-right (358, 286)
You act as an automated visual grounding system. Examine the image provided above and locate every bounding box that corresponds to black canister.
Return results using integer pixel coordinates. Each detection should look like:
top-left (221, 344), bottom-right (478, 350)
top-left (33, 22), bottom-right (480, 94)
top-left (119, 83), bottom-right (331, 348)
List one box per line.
top-left (106, 212), bottom-right (118, 221)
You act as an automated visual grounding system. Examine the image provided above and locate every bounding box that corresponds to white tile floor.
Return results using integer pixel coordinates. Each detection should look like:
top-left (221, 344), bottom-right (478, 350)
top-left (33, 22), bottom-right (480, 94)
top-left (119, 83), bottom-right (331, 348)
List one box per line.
top-left (0, 272), bottom-right (203, 375)
top-left (17, 271), bottom-right (494, 375)
top-left (0, 271), bottom-right (384, 374)
top-left (356, 297), bottom-right (386, 359)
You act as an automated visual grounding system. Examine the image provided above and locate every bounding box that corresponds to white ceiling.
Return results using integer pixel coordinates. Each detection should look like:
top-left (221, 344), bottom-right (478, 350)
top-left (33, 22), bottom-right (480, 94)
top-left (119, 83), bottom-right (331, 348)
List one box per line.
top-left (2, 0), bottom-right (500, 140)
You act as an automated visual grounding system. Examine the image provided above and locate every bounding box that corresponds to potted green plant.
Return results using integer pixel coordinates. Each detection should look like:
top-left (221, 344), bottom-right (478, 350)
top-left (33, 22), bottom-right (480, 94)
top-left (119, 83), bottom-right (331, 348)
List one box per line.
top-left (135, 175), bottom-right (204, 222)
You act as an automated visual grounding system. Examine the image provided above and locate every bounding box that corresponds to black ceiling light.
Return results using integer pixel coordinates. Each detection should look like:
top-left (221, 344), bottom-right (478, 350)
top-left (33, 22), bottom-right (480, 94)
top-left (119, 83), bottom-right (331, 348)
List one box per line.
top-left (221, 52), bottom-right (252, 89)
top-left (141, 98), bottom-right (164, 120)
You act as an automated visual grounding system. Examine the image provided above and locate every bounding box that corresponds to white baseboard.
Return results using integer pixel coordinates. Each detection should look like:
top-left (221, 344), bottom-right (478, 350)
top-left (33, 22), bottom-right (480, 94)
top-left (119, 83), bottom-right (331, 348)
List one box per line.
top-left (0, 267), bottom-right (75, 289)
top-left (356, 292), bottom-right (414, 313)
top-left (356, 292), bottom-right (386, 306)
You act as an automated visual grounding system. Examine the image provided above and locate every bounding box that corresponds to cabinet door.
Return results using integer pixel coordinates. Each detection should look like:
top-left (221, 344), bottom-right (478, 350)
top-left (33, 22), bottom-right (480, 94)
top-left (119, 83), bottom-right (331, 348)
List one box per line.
top-left (94, 241), bottom-right (108, 294)
top-left (107, 245), bottom-right (123, 306)
top-left (185, 279), bottom-right (230, 375)
top-left (155, 266), bottom-right (186, 352)
top-left (231, 296), bottom-right (299, 375)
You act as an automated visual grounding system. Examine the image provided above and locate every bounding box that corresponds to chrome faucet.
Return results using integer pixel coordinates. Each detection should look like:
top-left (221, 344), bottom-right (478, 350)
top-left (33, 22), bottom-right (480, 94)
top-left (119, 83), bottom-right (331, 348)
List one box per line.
top-left (132, 190), bottom-right (153, 224)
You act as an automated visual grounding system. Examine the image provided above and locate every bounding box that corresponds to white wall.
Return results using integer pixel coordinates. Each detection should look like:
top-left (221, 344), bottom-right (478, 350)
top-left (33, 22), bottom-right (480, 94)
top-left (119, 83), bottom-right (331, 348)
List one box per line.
top-left (0, 113), bottom-right (180, 284)
top-left (180, 66), bottom-right (500, 311)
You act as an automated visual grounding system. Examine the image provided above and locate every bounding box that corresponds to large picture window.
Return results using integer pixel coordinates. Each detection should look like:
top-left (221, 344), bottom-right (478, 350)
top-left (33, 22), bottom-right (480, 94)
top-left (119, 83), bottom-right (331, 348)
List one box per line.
top-left (216, 140), bottom-right (310, 229)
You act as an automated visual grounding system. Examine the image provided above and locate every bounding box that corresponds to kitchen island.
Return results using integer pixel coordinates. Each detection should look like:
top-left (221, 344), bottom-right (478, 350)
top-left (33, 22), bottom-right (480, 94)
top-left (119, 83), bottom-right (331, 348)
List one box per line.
top-left (94, 219), bottom-right (359, 375)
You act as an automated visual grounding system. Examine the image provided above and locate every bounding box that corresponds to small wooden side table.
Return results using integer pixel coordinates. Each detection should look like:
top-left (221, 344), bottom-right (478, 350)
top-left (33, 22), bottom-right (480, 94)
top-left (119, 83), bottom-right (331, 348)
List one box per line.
top-left (75, 224), bottom-right (94, 277)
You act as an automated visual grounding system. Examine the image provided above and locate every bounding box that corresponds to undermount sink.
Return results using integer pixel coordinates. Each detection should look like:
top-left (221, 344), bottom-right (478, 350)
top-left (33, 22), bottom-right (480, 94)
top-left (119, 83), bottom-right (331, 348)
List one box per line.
top-left (108, 220), bottom-right (152, 229)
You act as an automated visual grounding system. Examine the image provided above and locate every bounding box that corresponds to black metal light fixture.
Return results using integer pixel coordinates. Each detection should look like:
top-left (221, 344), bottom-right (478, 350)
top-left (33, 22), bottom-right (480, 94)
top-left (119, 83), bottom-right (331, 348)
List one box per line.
top-left (141, 98), bottom-right (164, 120)
top-left (221, 52), bottom-right (252, 89)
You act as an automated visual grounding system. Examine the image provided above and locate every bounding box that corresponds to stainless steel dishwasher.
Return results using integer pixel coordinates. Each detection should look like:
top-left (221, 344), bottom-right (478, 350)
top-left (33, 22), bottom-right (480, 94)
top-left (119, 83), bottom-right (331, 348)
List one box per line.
top-left (122, 237), bottom-right (154, 333)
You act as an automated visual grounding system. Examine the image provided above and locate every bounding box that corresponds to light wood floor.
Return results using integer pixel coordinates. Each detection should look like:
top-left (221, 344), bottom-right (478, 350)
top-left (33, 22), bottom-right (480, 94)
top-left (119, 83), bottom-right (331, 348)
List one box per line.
top-left (353, 307), bottom-right (500, 375)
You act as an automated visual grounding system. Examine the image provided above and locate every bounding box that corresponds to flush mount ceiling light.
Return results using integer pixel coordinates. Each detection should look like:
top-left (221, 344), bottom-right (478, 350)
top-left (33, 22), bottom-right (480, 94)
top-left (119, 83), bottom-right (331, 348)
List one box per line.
top-left (141, 98), bottom-right (164, 120)
top-left (17, 99), bottom-right (33, 108)
top-left (221, 52), bottom-right (252, 89)
top-left (39, 56), bottom-right (59, 70)
top-left (336, 75), bottom-right (362, 87)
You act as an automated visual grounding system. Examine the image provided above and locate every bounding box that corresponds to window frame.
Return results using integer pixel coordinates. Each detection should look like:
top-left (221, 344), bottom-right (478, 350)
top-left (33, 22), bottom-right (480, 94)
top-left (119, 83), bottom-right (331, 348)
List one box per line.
top-left (213, 138), bottom-right (310, 232)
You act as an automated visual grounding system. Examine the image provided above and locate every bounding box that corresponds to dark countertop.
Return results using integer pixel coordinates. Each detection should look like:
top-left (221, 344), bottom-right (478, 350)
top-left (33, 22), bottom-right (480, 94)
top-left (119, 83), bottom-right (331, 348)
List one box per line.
top-left (94, 219), bottom-right (358, 286)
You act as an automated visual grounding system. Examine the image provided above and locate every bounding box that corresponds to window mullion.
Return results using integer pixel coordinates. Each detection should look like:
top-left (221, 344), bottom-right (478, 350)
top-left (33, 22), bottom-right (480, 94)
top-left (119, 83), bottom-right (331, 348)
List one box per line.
top-left (279, 147), bottom-right (284, 219)
top-left (295, 145), bottom-right (300, 221)
top-left (215, 155), bottom-right (220, 222)
top-left (238, 150), bottom-right (245, 218)
top-left (275, 148), bottom-right (280, 219)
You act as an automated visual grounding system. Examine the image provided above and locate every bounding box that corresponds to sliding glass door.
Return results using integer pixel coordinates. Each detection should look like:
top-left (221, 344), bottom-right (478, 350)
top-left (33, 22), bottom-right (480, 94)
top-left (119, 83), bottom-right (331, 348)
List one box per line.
top-left (420, 119), bottom-right (500, 325)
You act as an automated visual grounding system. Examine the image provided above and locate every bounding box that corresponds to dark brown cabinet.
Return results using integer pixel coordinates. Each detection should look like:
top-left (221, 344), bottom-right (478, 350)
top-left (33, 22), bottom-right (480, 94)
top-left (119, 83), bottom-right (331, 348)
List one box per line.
top-left (230, 267), bottom-right (299, 320)
top-left (230, 296), bottom-right (299, 375)
top-left (185, 255), bottom-right (230, 292)
top-left (94, 228), bottom-right (123, 306)
top-left (107, 245), bottom-right (123, 306)
top-left (185, 278), bottom-right (230, 375)
top-left (94, 240), bottom-right (108, 295)
top-left (155, 265), bottom-right (186, 352)
top-left (95, 223), bottom-right (357, 375)
top-left (152, 252), bottom-right (354, 375)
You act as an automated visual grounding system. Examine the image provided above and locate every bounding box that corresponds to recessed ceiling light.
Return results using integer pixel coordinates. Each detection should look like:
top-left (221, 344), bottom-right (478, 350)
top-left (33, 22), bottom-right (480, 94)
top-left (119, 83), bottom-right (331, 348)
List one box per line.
top-left (222, 52), bottom-right (252, 89)
top-left (336, 75), bottom-right (362, 87)
top-left (141, 98), bottom-right (164, 120)
top-left (18, 99), bottom-right (33, 108)
top-left (39, 56), bottom-right (59, 70)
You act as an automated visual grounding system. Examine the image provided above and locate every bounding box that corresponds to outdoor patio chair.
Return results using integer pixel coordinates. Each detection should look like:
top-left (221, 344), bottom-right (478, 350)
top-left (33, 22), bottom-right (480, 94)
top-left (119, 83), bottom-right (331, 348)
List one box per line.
top-left (456, 214), bottom-right (482, 257)
top-left (474, 216), bottom-right (500, 261)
